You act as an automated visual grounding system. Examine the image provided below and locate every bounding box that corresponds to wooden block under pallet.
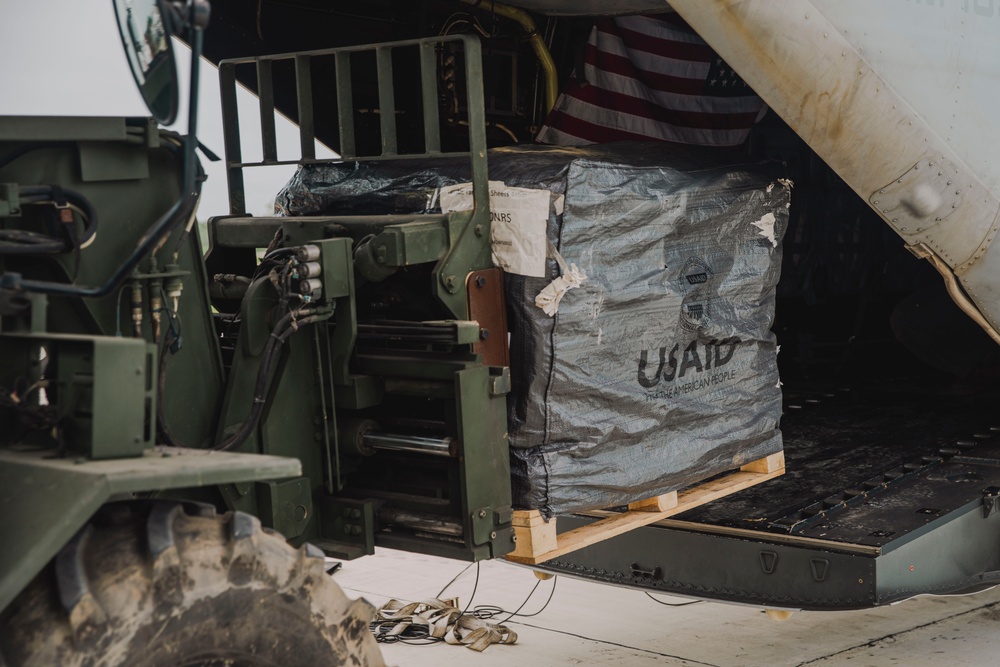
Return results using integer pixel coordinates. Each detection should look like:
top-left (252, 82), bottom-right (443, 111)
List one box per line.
top-left (627, 491), bottom-right (678, 513)
top-left (506, 451), bottom-right (785, 565)
top-left (509, 509), bottom-right (559, 560)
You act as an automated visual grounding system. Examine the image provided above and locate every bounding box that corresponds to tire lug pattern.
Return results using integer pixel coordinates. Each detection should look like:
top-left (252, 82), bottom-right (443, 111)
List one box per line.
top-left (55, 526), bottom-right (93, 614)
top-left (54, 524), bottom-right (108, 645)
top-left (231, 511), bottom-right (258, 541)
top-left (146, 502), bottom-right (182, 558)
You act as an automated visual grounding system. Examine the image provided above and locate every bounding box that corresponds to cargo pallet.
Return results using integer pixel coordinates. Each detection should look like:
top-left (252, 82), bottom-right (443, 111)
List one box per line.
top-left (506, 452), bottom-right (785, 565)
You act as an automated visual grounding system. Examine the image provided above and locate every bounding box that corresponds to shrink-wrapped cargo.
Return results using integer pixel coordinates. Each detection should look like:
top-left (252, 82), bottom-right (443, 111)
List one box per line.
top-left (278, 143), bottom-right (789, 517)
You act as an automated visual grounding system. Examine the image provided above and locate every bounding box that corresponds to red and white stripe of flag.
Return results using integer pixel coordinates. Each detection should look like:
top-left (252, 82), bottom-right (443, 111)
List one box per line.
top-left (537, 14), bottom-right (766, 147)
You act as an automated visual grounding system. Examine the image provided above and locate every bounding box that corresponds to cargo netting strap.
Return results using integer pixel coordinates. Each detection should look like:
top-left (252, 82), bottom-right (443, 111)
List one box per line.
top-left (371, 598), bottom-right (518, 651)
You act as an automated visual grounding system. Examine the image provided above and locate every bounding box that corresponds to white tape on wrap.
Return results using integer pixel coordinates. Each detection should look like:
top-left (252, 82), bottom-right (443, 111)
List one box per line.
top-left (535, 241), bottom-right (587, 317)
top-left (751, 212), bottom-right (778, 248)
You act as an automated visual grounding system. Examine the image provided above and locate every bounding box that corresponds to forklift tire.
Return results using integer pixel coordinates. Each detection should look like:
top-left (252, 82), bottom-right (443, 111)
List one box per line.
top-left (0, 502), bottom-right (385, 667)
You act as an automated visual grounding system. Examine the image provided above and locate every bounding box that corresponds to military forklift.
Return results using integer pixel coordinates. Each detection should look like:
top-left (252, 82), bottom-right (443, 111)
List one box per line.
top-left (3, 0), bottom-right (1000, 665)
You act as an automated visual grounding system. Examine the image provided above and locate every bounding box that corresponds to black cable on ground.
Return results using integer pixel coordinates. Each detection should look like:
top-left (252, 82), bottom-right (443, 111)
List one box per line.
top-left (365, 555), bottom-right (709, 656)
top-left (486, 576), bottom-right (557, 623)
top-left (643, 592), bottom-right (702, 607)
top-left (435, 562), bottom-right (560, 623)
top-left (456, 562), bottom-right (482, 619)
top-left (369, 562), bottom-right (564, 648)
top-left (367, 564), bottom-right (705, 650)
top-left (503, 619), bottom-right (721, 667)
top-left (370, 563), bottom-right (485, 646)
top-left (436, 562), bottom-right (475, 598)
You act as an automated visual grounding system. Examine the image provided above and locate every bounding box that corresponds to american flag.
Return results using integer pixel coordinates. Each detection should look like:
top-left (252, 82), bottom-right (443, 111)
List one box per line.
top-left (536, 14), bottom-right (766, 147)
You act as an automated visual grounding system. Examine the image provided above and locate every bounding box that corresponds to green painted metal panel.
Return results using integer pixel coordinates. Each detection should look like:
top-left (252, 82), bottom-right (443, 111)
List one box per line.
top-left (78, 141), bottom-right (150, 182)
top-left (0, 116), bottom-right (128, 142)
top-left (0, 333), bottom-right (156, 459)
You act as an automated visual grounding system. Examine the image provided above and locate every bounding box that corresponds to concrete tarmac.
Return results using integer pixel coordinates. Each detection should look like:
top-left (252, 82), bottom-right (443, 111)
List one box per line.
top-left (334, 549), bottom-right (1000, 666)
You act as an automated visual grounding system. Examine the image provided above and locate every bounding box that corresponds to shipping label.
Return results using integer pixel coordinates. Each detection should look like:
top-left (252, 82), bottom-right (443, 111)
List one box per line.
top-left (439, 180), bottom-right (558, 278)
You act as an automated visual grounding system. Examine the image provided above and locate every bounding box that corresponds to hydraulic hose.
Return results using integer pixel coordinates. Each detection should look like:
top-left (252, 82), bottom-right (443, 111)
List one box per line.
top-left (16, 185), bottom-right (99, 247)
top-left (0, 185), bottom-right (100, 256)
top-left (214, 309), bottom-right (331, 452)
top-left (460, 0), bottom-right (558, 113)
top-left (0, 191), bottom-right (197, 297)
top-left (0, 231), bottom-right (64, 255)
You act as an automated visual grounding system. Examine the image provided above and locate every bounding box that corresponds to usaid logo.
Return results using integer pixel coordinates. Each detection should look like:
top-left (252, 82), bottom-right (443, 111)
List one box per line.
top-left (679, 257), bottom-right (713, 291)
top-left (678, 257), bottom-right (714, 331)
top-left (637, 337), bottom-right (741, 388)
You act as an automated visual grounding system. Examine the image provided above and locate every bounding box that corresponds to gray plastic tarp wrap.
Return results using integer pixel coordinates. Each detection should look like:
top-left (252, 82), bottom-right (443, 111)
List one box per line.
top-left (277, 143), bottom-right (790, 517)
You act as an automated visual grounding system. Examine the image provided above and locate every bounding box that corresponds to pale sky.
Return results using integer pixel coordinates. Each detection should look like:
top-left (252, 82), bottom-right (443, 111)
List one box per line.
top-left (0, 1), bottom-right (333, 220)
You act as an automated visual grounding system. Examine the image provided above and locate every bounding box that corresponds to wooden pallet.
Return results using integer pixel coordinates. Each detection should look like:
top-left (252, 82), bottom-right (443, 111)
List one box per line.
top-left (505, 452), bottom-right (785, 565)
